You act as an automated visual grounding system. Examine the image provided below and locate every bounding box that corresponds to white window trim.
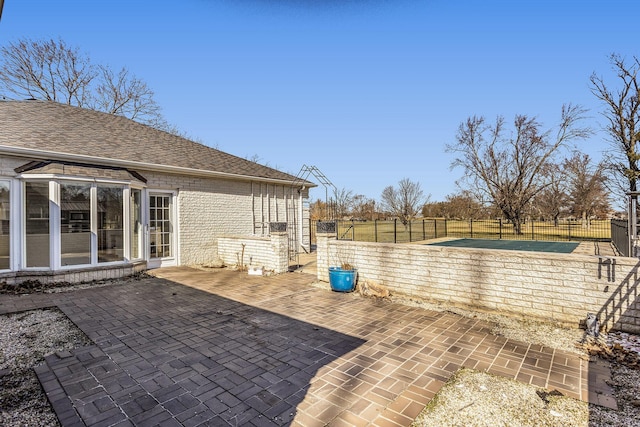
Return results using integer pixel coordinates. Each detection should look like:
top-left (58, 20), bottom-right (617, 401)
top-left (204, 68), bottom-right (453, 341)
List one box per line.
top-left (10, 178), bottom-right (20, 272)
top-left (127, 187), bottom-right (146, 262)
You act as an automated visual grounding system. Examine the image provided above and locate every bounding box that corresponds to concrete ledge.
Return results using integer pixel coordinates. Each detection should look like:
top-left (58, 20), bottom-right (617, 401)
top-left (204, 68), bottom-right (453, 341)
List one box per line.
top-left (0, 261), bottom-right (147, 285)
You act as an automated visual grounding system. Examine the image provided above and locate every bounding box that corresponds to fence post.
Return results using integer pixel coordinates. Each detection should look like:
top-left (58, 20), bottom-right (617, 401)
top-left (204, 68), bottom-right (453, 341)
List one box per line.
top-left (375, 219), bottom-right (378, 243)
top-left (409, 220), bottom-right (412, 242)
top-left (373, 219), bottom-right (378, 243)
top-left (531, 220), bottom-right (535, 240)
top-left (499, 218), bottom-right (502, 239)
top-left (434, 219), bottom-right (438, 239)
top-left (316, 221), bottom-right (336, 282)
top-left (568, 221), bottom-right (571, 241)
top-left (444, 219), bottom-right (447, 237)
top-left (422, 219), bottom-right (426, 240)
top-left (470, 219), bottom-right (473, 238)
top-left (394, 219), bottom-right (397, 243)
top-left (351, 219), bottom-right (355, 241)
top-left (269, 222), bottom-right (289, 274)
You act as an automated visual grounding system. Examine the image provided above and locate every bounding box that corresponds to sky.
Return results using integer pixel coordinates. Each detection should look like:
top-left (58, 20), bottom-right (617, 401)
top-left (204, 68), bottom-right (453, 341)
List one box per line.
top-left (0, 0), bottom-right (638, 204)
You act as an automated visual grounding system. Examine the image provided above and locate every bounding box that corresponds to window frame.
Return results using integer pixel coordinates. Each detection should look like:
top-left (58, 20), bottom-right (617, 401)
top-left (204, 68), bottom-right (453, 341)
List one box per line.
top-left (21, 176), bottom-right (142, 271)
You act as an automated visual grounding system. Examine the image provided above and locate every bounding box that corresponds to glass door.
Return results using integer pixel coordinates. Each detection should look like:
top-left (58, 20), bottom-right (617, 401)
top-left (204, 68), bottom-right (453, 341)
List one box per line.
top-left (148, 193), bottom-right (175, 267)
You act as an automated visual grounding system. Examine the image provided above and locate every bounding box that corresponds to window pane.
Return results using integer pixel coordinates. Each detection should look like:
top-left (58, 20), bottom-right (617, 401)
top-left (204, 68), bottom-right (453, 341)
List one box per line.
top-left (60, 182), bottom-right (91, 266)
top-left (98, 185), bottom-right (124, 263)
top-left (0, 181), bottom-right (10, 270)
top-left (25, 182), bottom-right (49, 267)
top-left (130, 189), bottom-right (142, 259)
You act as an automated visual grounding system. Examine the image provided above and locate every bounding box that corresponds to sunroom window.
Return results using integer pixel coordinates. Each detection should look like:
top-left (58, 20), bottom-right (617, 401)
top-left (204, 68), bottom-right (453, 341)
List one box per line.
top-left (98, 185), bottom-right (124, 263)
top-left (60, 182), bottom-right (91, 266)
top-left (0, 181), bottom-right (10, 270)
top-left (25, 182), bottom-right (50, 268)
top-left (130, 188), bottom-right (142, 260)
top-left (23, 178), bottom-right (135, 269)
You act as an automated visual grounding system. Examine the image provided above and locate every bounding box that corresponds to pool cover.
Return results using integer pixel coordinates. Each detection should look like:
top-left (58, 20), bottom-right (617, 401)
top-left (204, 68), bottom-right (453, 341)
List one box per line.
top-left (426, 238), bottom-right (580, 254)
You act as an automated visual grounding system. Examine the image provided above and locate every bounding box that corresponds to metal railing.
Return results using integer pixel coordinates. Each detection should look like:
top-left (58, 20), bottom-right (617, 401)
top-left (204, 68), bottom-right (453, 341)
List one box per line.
top-left (331, 218), bottom-right (613, 244)
top-left (611, 219), bottom-right (629, 256)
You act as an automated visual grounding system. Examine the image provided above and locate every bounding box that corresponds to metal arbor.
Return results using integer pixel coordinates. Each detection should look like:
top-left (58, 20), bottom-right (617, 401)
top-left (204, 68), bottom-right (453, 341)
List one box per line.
top-left (287, 165), bottom-right (336, 264)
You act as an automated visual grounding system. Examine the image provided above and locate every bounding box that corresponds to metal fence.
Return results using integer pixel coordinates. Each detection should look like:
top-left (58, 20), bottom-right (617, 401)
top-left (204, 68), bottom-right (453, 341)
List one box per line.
top-left (325, 218), bottom-right (613, 244)
top-left (611, 219), bottom-right (630, 256)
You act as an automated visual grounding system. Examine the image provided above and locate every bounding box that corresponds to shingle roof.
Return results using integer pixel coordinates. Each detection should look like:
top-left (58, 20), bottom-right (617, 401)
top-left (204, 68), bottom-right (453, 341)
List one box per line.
top-left (0, 100), bottom-right (314, 187)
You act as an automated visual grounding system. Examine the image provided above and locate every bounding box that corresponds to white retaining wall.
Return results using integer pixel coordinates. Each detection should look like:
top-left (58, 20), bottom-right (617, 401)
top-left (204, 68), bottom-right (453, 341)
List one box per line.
top-left (217, 232), bottom-right (289, 274)
top-left (317, 233), bottom-right (640, 334)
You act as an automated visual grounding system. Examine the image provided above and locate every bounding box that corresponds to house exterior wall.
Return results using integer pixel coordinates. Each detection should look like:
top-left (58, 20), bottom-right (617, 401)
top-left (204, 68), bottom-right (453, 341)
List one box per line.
top-left (0, 154), bottom-right (306, 281)
top-left (0, 156), bottom-right (26, 176)
top-left (142, 171), bottom-right (303, 266)
top-left (316, 233), bottom-right (640, 334)
top-left (143, 171), bottom-right (255, 265)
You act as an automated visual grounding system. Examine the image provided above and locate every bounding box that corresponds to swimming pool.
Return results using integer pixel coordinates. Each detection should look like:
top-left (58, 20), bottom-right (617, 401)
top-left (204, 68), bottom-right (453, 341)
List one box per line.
top-left (425, 238), bottom-right (580, 254)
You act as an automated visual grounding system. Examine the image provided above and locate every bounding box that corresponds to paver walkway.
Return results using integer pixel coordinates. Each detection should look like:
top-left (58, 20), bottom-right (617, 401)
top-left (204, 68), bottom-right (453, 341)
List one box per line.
top-left (0, 267), bottom-right (615, 426)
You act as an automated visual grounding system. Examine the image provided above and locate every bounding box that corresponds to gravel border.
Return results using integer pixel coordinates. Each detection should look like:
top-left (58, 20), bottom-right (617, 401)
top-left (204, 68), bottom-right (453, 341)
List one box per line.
top-left (0, 307), bottom-right (92, 427)
top-left (394, 296), bottom-right (640, 427)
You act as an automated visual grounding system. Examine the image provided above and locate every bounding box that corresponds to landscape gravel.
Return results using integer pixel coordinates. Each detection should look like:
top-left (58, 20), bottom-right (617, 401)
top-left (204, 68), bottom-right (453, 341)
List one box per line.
top-left (0, 307), bottom-right (92, 427)
top-left (1, 279), bottom-right (639, 426)
top-left (395, 296), bottom-right (640, 427)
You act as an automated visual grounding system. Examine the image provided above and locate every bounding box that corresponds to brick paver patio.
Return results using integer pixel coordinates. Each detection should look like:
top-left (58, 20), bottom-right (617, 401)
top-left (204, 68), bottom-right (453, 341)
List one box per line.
top-left (0, 266), bottom-right (615, 426)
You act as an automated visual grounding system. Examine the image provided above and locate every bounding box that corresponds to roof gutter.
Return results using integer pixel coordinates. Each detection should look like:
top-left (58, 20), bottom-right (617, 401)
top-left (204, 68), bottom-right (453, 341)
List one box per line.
top-left (0, 145), bottom-right (316, 188)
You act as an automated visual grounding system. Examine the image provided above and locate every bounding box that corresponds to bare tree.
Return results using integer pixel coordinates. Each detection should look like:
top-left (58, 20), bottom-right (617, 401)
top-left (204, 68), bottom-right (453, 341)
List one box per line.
top-left (351, 194), bottom-right (377, 220)
top-left (443, 191), bottom-right (485, 220)
top-left (590, 54), bottom-right (640, 198)
top-left (531, 164), bottom-right (569, 225)
top-left (332, 187), bottom-right (354, 219)
top-left (422, 192), bottom-right (484, 220)
top-left (447, 105), bottom-right (591, 234)
top-left (0, 38), bottom-right (171, 130)
top-left (310, 199), bottom-right (331, 221)
top-left (380, 178), bottom-right (429, 226)
top-left (563, 152), bottom-right (610, 226)
top-left (422, 201), bottom-right (446, 218)
top-left (91, 65), bottom-right (166, 128)
top-left (0, 38), bottom-right (94, 104)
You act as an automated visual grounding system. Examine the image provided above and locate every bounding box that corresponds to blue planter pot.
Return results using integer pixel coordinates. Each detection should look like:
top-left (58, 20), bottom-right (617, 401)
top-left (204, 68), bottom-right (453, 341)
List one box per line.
top-left (328, 267), bottom-right (357, 292)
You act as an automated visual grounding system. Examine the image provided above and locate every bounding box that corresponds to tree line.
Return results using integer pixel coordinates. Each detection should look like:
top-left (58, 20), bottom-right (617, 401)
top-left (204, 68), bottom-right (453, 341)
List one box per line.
top-left (312, 54), bottom-right (639, 234)
top-left (0, 39), bottom-right (637, 234)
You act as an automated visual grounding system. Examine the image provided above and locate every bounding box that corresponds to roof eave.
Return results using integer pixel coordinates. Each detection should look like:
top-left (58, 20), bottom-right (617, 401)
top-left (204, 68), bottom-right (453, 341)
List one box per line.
top-left (0, 145), bottom-right (317, 188)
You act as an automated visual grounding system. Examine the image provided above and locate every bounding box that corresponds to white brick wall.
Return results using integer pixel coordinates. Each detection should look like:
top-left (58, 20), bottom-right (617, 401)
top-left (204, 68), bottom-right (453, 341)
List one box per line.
top-left (217, 232), bottom-right (289, 273)
top-left (0, 155), bottom-right (307, 274)
top-left (142, 172), bottom-right (303, 266)
top-left (317, 237), bottom-right (640, 334)
top-left (0, 157), bottom-right (27, 176)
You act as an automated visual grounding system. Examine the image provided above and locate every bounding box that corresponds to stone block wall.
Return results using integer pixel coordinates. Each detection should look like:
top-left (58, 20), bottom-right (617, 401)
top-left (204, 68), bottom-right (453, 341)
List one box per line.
top-left (316, 231), bottom-right (640, 334)
top-left (217, 224), bottom-right (289, 274)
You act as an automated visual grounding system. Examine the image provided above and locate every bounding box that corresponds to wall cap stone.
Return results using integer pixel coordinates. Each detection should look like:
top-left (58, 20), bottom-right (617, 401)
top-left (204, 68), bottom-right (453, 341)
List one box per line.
top-left (317, 221), bottom-right (336, 234)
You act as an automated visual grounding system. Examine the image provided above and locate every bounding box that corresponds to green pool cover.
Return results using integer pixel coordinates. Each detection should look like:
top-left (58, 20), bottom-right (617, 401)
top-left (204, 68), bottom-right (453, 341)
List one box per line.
top-left (426, 238), bottom-right (579, 254)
